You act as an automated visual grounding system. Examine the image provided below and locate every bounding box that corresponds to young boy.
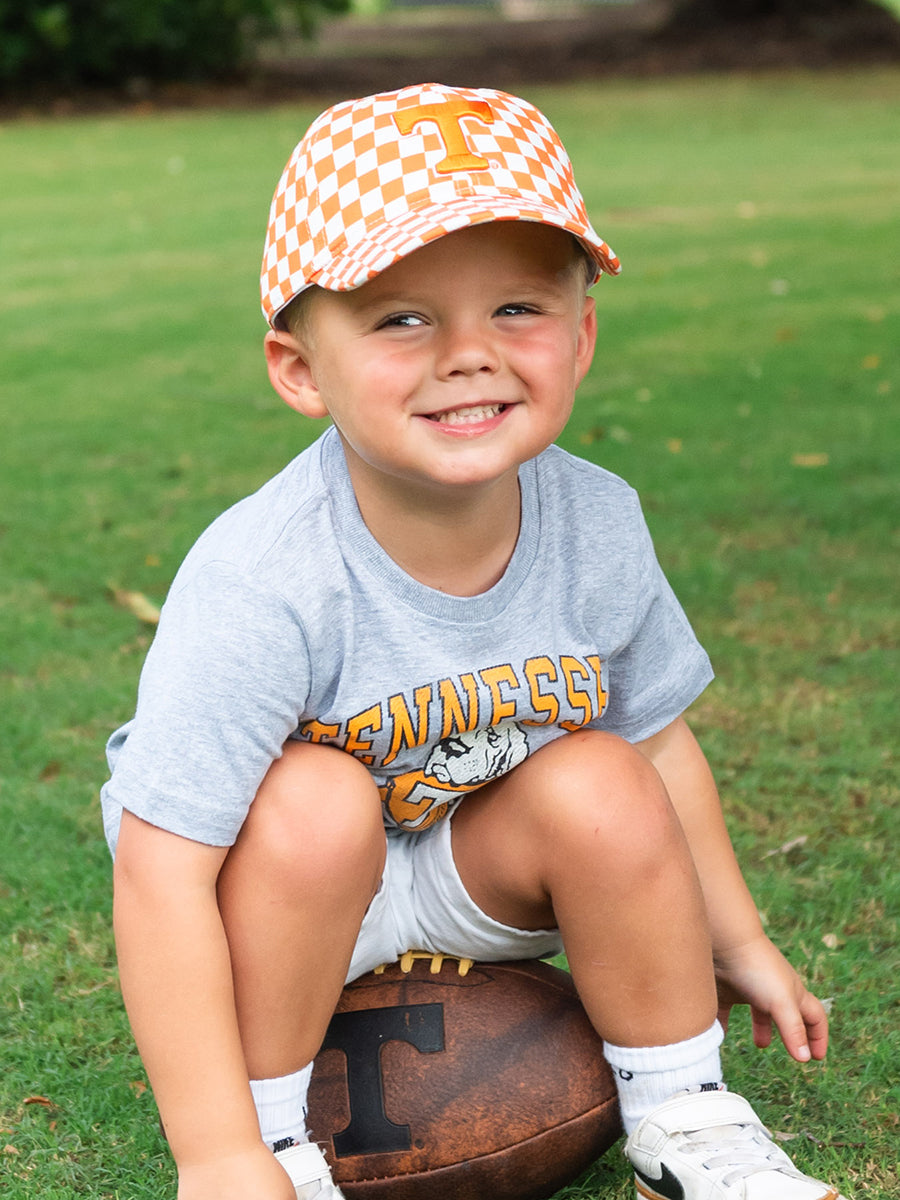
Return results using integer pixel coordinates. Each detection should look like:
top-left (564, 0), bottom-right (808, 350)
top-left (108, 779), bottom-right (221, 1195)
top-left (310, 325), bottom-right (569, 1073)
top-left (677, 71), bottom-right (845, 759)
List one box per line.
top-left (102, 84), bottom-right (847, 1200)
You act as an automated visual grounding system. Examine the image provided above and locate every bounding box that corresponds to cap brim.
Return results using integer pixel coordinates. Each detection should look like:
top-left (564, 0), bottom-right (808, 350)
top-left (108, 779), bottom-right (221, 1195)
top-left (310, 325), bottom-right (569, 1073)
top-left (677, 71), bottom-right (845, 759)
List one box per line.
top-left (274, 193), bottom-right (619, 321)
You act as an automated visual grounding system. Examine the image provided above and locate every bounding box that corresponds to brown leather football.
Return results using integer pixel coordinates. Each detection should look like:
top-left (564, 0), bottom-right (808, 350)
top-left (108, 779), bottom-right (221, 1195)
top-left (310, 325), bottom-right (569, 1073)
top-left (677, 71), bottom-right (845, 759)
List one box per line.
top-left (306, 954), bottom-right (621, 1200)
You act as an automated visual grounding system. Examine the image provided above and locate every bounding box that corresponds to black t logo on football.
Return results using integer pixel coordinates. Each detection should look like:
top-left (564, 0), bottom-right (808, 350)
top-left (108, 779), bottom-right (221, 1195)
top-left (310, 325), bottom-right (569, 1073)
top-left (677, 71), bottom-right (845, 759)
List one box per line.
top-left (322, 1002), bottom-right (445, 1156)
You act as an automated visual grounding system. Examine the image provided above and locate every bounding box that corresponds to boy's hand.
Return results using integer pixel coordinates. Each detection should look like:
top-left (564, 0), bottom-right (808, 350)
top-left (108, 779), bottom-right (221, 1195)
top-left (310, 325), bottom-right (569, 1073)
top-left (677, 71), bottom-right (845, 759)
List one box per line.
top-left (177, 1142), bottom-right (296, 1200)
top-left (713, 933), bottom-right (829, 1064)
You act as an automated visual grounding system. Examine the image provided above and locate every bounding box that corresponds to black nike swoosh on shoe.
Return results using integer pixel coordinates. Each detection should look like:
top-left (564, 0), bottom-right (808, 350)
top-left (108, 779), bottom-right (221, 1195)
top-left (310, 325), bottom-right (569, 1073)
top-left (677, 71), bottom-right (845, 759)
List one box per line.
top-left (633, 1162), bottom-right (685, 1200)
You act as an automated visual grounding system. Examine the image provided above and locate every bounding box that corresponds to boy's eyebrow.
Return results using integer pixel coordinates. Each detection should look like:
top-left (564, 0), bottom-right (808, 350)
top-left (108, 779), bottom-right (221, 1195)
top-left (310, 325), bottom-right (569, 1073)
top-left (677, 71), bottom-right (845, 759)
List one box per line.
top-left (334, 290), bottom-right (427, 326)
top-left (349, 290), bottom-right (420, 312)
top-left (347, 272), bottom-right (579, 315)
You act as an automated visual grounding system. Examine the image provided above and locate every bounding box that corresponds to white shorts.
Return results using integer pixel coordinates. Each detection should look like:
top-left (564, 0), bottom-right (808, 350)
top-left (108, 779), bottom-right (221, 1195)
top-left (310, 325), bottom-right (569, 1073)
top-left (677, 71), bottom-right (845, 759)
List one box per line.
top-left (347, 814), bottom-right (563, 982)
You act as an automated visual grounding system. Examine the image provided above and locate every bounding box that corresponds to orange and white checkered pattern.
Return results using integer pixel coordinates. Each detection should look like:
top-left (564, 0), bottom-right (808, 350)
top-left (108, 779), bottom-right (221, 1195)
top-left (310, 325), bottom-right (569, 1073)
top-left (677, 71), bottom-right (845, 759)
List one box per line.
top-left (261, 83), bottom-right (621, 328)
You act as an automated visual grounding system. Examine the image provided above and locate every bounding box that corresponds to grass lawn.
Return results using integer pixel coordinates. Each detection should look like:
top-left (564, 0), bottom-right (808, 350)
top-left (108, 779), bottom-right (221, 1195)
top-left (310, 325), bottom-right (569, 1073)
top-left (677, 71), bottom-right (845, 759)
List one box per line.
top-left (1, 69), bottom-right (898, 1198)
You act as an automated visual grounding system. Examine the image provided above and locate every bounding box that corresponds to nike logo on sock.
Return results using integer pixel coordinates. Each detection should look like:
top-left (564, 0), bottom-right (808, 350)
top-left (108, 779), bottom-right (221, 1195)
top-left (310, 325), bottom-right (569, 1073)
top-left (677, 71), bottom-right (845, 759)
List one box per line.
top-left (633, 1162), bottom-right (685, 1200)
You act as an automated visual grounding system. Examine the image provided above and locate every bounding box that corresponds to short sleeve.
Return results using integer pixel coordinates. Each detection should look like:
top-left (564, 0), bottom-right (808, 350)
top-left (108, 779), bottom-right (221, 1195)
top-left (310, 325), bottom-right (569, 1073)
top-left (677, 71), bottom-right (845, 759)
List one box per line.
top-left (100, 561), bottom-right (312, 853)
top-left (598, 516), bottom-right (713, 742)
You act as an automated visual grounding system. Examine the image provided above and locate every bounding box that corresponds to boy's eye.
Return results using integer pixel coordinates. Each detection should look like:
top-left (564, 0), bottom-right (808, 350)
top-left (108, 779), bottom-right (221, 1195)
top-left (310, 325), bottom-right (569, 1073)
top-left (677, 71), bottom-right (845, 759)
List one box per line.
top-left (495, 303), bottom-right (538, 317)
top-left (377, 312), bottom-right (426, 329)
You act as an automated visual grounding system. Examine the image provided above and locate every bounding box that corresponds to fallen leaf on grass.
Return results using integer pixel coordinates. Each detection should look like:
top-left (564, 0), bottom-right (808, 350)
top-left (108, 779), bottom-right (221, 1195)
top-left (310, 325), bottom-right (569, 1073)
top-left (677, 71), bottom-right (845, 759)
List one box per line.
top-left (773, 1130), bottom-right (823, 1145)
top-left (109, 586), bottom-right (160, 625)
top-left (129, 1080), bottom-right (147, 1097)
top-left (3, 1144), bottom-right (19, 1156)
top-left (578, 426), bottom-right (605, 446)
top-left (73, 980), bottom-right (116, 996)
top-left (23, 1096), bottom-right (55, 1109)
top-left (776, 1131), bottom-right (866, 1149)
top-left (762, 835), bottom-right (808, 859)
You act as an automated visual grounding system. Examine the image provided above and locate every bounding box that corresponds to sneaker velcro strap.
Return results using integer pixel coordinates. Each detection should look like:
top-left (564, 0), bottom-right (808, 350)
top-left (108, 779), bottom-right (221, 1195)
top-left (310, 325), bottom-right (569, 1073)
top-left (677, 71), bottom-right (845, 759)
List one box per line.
top-left (276, 1141), bottom-right (331, 1186)
top-left (652, 1091), bottom-right (764, 1136)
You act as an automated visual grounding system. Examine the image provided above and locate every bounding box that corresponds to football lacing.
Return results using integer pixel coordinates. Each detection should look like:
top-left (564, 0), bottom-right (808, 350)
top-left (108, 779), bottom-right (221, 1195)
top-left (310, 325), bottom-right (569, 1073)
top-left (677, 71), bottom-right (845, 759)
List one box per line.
top-left (373, 949), bottom-right (474, 976)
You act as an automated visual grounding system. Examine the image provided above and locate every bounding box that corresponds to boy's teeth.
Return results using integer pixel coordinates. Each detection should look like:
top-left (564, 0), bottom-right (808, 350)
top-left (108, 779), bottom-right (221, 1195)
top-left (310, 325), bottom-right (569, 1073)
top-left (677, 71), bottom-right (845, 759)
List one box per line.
top-left (434, 404), bottom-right (502, 425)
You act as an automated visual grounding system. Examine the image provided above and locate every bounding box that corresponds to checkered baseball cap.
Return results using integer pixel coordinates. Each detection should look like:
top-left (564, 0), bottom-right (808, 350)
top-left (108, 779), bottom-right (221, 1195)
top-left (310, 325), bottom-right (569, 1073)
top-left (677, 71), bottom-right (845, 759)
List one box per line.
top-left (261, 82), bottom-right (620, 328)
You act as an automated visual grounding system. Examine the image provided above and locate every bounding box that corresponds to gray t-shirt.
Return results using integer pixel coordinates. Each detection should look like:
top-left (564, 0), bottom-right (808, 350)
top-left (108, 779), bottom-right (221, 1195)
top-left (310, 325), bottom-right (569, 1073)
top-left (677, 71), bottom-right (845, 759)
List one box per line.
top-left (101, 428), bottom-right (712, 854)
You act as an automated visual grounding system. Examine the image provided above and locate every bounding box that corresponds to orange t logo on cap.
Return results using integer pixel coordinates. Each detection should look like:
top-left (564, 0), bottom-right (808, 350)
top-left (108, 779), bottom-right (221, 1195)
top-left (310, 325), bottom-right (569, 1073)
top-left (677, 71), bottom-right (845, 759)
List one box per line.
top-left (393, 99), bottom-right (495, 174)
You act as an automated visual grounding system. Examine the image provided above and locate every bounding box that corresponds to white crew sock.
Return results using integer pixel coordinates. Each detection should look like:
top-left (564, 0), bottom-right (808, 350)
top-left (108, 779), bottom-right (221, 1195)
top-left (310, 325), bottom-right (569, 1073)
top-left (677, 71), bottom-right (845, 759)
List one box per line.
top-left (249, 1063), bottom-right (314, 1150)
top-left (603, 1019), bottom-right (725, 1135)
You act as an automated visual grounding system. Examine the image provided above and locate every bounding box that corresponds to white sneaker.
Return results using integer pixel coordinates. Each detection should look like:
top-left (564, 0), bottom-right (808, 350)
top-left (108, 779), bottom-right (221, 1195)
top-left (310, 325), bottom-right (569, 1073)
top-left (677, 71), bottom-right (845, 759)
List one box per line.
top-left (274, 1142), bottom-right (345, 1200)
top-left (624, 1088), bottom-right (849, 1199)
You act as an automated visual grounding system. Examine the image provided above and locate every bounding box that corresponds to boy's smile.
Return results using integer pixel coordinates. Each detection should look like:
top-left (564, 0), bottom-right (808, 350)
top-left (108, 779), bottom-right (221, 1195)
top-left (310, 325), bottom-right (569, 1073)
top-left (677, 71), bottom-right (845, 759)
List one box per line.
top-left (422, 402), bottom-right (508, 432)
top-left (266, 221), bottom-right (597, 523)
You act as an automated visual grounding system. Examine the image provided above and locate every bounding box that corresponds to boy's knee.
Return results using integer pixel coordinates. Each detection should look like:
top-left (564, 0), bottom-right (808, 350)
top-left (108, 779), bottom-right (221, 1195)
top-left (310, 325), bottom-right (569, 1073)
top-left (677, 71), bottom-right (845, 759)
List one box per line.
top-left (243, 741), bottom-right (384, 884)
top-left (524, 730), bottom-right (676, 852)
top-left (533, 729), bottom-right (657, 796)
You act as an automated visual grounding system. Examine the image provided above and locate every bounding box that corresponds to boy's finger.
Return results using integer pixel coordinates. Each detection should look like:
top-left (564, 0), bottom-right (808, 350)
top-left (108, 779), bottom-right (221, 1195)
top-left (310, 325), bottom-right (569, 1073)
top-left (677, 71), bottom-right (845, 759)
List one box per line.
top-left (772, 1001), bottom-right (819, 1062)
top-left (750, 1007), bottom-right (774, 1050)
top-left (801, 993), bottom-right (830, 1060)
top-left (781, 1026), bottom-right (811, 1061)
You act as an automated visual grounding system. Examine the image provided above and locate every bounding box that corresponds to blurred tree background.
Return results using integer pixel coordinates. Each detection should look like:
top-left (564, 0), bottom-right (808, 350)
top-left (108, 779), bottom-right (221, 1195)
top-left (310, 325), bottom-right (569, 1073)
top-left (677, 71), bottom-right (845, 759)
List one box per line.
top-left (2, 0), bottom-right (899, 109)
top-left (3, 0), bottom-right (897, 93)
top-left (0, 0), bottom-right (350, 88)
top-left (670, 0), bottom-right (895, 17)
top-left (666, 0), bottom-right (900, 37)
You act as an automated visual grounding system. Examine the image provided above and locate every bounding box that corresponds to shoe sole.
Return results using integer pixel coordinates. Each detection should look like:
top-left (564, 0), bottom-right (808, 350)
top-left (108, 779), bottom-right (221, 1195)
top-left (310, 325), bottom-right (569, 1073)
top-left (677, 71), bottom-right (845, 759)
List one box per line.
top-left (634, 1177), bottom-right (842, 1200)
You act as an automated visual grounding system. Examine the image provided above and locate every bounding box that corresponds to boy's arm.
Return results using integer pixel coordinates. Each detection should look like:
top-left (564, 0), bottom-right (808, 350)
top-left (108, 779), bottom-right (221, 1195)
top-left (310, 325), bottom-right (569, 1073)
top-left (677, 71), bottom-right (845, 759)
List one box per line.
top-left (113, 810), bottom-right (294, 1200)
top-left (636, 716), bottom-right (829, 1063)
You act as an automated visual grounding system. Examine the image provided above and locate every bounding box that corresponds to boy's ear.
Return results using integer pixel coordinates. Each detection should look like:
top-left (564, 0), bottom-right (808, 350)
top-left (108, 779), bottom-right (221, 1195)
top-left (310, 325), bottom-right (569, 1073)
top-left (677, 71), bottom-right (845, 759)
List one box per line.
top-left (574, 295), bottom-right (598, 387)
top-left (263, 329), bottom-right (328, 419)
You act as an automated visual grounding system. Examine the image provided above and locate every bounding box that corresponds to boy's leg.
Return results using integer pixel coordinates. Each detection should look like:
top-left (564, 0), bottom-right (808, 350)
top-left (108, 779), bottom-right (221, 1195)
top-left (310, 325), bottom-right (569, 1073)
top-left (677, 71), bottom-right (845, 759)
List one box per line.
top-left (450, 728), bottom-right (718, 1049)
top-left (216, 740), bottom-right (386, 1151)
top-left (449, 730), bottom-right (847, 1200)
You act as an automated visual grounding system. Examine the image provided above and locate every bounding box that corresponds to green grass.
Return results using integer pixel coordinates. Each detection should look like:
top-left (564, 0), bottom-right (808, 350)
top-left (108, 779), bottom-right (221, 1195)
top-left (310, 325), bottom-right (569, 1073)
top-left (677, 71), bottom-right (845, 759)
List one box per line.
top-left (1, 69), bottom-right (898, 1198)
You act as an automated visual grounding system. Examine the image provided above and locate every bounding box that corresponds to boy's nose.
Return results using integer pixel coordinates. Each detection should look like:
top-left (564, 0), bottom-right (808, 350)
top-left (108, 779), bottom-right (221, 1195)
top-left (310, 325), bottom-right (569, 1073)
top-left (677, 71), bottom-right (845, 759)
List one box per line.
top-left (434, 323), bottom-right (500, 379)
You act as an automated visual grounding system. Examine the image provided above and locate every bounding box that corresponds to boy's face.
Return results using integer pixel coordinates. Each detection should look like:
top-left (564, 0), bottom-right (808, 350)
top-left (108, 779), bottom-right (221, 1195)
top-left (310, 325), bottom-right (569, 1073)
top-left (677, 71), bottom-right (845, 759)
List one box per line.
top-left (266, 221), bottom-right (597, 505)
